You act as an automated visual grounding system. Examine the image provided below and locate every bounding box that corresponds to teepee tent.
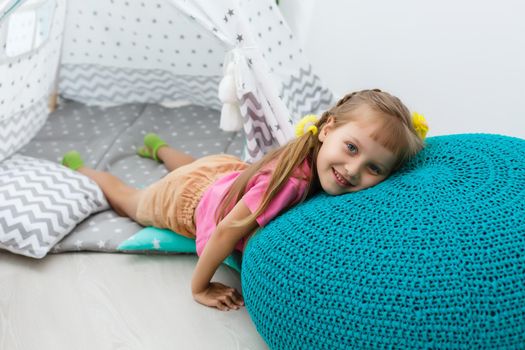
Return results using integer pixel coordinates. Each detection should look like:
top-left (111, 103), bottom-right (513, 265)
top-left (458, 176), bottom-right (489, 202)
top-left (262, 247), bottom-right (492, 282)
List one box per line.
top-left (0, 0), bottom-right (333, 163)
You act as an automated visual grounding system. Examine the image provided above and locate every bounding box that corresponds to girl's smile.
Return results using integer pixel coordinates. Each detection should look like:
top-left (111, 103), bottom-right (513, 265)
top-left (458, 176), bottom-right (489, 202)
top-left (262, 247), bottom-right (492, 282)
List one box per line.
top-left (332, 167), bottom-right (354, 187)
top-left (316, 105), bottom-right (398, 195)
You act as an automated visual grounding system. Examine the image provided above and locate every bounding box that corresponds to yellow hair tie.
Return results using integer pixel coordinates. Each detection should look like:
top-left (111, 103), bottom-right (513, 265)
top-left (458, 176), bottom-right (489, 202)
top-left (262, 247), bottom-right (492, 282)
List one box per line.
top-left (295, 114), bottom-right (319, 137)
top-left (412, 112), bottom-right (429, 140)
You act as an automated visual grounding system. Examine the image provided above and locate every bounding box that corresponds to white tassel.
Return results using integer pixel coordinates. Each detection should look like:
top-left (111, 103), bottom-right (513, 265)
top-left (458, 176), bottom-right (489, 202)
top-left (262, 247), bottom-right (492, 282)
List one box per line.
top-left (218, 62), bottom-right (243, 131)
top-left (218, 75), bottom-right (237, 104)
top-left (220, 103), bottom-right (243, 131)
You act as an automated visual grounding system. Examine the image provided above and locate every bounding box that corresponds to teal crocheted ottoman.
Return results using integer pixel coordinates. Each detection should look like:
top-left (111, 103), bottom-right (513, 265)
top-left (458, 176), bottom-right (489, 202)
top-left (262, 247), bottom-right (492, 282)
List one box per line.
top-left (241, 134), bottom-right (525, 349)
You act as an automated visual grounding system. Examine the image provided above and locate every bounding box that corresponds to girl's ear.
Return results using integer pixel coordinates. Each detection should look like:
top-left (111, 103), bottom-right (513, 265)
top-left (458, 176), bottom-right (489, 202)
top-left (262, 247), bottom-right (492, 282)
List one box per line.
top-left (318, 116), bottom-right (335, 142)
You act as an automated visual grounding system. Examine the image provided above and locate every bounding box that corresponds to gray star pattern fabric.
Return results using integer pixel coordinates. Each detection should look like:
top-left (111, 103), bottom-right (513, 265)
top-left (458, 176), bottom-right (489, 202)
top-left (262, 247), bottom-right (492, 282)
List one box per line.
top-left (57, 0), bottom-right (333, 162)
top-left (1, 0), bottom-right (333, 165)
top-left (17, 99), bottom-right (243, 254)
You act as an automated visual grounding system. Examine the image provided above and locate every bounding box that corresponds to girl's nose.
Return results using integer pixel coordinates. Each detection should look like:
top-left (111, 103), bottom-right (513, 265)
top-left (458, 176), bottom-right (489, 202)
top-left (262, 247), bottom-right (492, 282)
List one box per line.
top-left (344, 163), bottom-right (361, 182)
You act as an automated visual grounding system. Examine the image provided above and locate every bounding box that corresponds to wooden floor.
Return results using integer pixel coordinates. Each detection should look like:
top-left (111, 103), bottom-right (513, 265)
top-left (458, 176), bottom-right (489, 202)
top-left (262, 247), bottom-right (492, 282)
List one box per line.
top-left (0, 251), bottom-right (268, 350)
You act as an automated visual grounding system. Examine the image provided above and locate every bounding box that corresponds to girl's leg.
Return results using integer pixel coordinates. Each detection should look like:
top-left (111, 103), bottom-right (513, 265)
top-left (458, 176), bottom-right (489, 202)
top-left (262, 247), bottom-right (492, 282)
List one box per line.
top-left (137, 133), bottom-right (195, 172)
top-left (78, 167), bottom-right (142, 221)
top-left (156, 146), bottom-right (195, 172)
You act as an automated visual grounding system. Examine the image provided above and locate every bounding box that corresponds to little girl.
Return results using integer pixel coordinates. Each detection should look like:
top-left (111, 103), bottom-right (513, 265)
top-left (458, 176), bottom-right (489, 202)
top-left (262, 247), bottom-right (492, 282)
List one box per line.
top-left (62, 89), bottom-right (427, 311)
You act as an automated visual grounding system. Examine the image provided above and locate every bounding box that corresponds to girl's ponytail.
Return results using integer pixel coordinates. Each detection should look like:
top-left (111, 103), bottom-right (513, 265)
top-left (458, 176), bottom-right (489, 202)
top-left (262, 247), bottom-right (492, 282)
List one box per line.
top-left (214, 125), bottom-right (322, 228)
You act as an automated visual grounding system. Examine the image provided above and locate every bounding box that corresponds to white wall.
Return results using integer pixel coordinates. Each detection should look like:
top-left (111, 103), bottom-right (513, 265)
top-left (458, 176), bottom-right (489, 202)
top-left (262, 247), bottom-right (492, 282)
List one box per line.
top-left (280, 0), bottom-right (525, 138)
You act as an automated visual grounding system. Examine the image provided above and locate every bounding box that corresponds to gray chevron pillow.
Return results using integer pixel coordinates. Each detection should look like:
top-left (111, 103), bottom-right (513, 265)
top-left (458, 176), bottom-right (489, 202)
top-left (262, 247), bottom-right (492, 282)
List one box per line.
top-left (0, 155), bottom-right (108, 258)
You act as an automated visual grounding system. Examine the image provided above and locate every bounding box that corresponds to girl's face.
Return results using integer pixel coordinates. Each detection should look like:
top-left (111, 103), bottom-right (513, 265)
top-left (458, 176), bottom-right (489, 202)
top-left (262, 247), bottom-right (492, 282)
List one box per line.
top-left (316, 105), bottom-right (397, 195)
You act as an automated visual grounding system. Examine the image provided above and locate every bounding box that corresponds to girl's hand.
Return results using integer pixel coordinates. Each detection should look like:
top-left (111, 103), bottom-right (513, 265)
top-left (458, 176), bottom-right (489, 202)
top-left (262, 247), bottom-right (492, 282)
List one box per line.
top-left (192, 282), bottom-right (245, 311)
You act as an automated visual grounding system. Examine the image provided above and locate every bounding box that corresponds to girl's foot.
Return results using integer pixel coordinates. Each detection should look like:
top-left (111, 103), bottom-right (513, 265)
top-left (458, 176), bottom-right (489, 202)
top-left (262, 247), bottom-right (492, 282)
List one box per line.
top-left (136, 133), bottom-right (168, 162)
top-left (62, 151), bottom-right (84, 170)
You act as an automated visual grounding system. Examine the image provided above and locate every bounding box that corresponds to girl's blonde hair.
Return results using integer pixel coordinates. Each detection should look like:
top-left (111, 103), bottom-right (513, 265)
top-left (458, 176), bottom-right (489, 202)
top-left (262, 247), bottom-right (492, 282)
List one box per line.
top-left (215, 89), bottom-right (424, 227)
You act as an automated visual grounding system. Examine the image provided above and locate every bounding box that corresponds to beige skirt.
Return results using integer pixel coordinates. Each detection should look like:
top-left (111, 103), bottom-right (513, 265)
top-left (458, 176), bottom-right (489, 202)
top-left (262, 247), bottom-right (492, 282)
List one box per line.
top-left (135, 154), bottom-right (248, 238)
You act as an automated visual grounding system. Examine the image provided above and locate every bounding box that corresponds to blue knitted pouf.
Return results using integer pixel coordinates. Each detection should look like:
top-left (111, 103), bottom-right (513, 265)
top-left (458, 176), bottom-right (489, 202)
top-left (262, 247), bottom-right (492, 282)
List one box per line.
top-left (242, 134), bottom-right (525, 350)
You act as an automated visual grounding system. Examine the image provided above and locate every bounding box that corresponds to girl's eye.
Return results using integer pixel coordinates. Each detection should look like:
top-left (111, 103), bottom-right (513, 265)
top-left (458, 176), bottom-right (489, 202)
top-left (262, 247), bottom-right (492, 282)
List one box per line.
top-left (346, 143), bottom-right (358, 154)
top-left (369, 165), bottom-right (382, 175)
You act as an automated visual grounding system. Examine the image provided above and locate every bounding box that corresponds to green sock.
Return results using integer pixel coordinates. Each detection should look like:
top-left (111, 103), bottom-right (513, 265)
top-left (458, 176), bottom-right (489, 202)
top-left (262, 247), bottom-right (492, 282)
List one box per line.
top-left (62, 151), bottom-right (84, 170)
top-left (137, 133), bottom-right (168, 162)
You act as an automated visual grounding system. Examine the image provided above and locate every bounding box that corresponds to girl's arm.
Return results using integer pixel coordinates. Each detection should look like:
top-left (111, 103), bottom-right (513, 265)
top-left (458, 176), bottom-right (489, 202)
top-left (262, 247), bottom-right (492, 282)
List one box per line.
top-left (191, 199), bottom-right (258, 311)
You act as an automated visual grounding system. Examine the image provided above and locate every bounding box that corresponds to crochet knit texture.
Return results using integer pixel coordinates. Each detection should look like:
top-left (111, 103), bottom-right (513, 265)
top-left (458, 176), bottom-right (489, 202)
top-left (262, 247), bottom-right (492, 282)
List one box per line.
top-left (241, 134), bottom-right (525, 349)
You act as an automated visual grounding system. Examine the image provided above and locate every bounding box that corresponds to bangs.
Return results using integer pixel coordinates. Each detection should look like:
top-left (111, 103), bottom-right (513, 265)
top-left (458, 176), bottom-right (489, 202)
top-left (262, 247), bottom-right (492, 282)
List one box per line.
top-left (366, 115), bottom-right (411, 164)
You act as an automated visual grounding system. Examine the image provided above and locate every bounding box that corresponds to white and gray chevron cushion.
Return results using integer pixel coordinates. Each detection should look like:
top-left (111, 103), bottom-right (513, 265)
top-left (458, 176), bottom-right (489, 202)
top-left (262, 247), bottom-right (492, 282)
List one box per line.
top-left (0, 155), bottom-right (108, 258)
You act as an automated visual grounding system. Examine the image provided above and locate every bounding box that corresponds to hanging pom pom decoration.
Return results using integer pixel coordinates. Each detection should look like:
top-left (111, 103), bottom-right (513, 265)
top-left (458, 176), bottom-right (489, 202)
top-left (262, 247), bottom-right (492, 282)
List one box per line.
top-left (295, 114), bottom-right (319, 137)
top-left (219, 62), bottom-right (243, 131)
top-left (412, 112), bottom-right (429, 140)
